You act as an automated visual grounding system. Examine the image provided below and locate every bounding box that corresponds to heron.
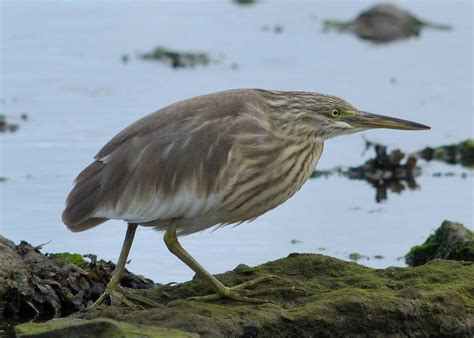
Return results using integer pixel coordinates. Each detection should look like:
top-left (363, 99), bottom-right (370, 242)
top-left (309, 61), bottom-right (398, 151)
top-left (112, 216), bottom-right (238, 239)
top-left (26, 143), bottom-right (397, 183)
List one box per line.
top-left (62, 89), bottom-right (429, 307)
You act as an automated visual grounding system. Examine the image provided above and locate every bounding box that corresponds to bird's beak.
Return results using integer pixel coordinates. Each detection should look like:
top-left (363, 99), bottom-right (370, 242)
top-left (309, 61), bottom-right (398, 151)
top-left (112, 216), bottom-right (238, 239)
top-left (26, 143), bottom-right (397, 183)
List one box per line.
top-left (347, 111), bottom-right (430, 130)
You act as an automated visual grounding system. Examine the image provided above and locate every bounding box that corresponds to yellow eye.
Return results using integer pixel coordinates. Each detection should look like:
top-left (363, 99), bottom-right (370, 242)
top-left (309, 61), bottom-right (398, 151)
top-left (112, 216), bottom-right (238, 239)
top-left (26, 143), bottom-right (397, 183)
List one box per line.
top-left (330, 109), bottom-right (340, 117)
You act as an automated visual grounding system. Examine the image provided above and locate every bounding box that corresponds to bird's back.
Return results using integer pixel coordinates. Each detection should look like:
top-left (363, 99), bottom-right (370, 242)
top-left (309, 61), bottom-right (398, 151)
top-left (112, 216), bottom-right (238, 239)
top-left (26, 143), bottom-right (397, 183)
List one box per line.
top-left (62, 89), bottom-right (324, 234)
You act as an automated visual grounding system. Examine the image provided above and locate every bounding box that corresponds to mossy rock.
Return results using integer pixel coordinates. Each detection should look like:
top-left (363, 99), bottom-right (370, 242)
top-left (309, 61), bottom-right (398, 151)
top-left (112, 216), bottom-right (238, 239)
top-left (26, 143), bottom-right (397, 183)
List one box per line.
top-left (406, 220), bottom-right (474, 266)
top-left (59, 253), bottom-right (474, 337)
top-left (15, 318), bottom-right (196, 338)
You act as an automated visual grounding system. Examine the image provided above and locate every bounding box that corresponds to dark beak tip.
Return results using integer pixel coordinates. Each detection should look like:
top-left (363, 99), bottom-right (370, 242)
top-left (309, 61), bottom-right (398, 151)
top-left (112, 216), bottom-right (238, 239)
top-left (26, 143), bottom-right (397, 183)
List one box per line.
top-left (416, 123), bottom-right (431, 130)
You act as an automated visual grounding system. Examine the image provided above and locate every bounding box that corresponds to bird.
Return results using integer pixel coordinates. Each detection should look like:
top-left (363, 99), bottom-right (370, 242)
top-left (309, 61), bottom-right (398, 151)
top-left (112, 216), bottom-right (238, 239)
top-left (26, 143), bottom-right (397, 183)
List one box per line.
top-left (62, 89), bottom-right (429, 307)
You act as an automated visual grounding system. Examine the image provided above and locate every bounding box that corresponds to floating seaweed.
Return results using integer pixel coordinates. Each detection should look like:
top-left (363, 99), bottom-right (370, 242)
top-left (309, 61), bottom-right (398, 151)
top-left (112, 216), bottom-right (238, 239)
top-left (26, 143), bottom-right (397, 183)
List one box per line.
top-left (310, 140), bottom-right (421, 203)
top-left (232, 0), bottom-right (258, 6)
top-left (346, 143), bottom-right (420, 202)
top-left (0, 114), bottom-right (19, 133)
top-left (140, 46), bottom-right (210, 69)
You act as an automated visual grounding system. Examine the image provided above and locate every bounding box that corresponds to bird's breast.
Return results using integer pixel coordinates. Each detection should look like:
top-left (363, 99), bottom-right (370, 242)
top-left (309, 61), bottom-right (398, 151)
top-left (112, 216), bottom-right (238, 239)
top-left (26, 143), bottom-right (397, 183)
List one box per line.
top-left (221, 140), bottom-right (324, 222)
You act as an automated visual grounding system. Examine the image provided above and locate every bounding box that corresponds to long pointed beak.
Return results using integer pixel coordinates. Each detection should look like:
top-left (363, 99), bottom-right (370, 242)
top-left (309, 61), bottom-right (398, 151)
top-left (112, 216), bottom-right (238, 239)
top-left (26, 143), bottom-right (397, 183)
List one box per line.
top-left (350, 111), bottom-right (430, 130)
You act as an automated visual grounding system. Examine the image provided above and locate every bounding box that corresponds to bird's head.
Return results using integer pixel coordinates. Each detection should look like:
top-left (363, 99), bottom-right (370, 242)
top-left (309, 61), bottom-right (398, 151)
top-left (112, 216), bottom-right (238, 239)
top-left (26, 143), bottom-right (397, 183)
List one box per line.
top-left (263, 91), bottom-right (430, 139)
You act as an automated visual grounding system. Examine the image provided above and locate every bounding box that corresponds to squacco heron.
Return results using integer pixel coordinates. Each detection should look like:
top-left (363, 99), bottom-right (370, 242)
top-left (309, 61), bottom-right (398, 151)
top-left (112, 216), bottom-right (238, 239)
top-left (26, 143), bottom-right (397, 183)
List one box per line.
top-left (62, 89), bottom-right (429, 307)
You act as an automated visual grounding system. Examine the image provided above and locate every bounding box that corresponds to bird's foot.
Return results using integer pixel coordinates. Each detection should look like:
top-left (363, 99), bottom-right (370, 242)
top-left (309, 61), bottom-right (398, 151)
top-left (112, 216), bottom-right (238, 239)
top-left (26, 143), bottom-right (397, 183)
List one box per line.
top-left (187, 275), bottom-right (306, 304)
top-left (89, 282), bottom-right (172, 309)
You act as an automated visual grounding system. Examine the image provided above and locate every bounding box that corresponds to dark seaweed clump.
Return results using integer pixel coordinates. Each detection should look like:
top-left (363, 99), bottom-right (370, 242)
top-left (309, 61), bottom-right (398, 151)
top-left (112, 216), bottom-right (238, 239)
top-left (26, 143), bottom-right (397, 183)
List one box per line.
top-left (347, 144), bottom-right (420, 202)
top-left (418, 139), bottom-right (474, 168)
top-left (0, 236), bottom-right (155, 323)
top-left (140, 46), bottom-right (210, 69)
top-left (232, 0), bottom-right (258, 6)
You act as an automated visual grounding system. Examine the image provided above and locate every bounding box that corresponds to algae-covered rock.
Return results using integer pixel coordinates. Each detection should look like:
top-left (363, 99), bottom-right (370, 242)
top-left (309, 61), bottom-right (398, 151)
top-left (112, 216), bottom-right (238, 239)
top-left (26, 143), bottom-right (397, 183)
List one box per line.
top-left (324, 4), bottom-right (451, 43)
top-left (15, 318), bottom-right (196, 338)
top-left (140, 46), bottom-right (210, 69)
top-left (0, 237), bottom-right (155, 322)
top-left (418, 139), bottom-right (474, 168)
top-left (57, 253), bottom-right (474, 337)
top-left (406, 220), bottom-right (474, 267)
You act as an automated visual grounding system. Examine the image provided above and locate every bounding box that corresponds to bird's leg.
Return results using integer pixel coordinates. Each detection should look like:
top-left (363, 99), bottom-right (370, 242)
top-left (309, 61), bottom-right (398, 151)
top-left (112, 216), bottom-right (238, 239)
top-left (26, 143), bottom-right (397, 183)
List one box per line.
top-left (89, 223), bottom-right (160, 309)
top-left (164, 227), bottom-right (303, 304)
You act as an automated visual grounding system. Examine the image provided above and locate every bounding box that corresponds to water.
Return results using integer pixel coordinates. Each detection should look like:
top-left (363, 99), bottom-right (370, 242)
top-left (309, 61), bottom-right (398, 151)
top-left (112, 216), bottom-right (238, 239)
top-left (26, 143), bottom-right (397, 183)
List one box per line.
top-left (1, 0), bottom-right (472, 283)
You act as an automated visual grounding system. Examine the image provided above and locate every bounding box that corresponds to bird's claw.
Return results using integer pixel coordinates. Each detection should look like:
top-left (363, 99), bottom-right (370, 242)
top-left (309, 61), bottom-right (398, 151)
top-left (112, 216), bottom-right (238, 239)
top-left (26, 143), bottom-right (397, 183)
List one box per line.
top-left (186, 274), bottom-right (304, 304)
top-left (89, 284), bottom-right (161, 310)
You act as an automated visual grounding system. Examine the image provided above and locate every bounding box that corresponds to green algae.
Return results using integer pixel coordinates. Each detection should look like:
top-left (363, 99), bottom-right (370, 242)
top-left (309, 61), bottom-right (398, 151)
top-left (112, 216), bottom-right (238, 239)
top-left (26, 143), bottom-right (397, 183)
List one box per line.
top-left (47, 252), bottom-right (86, 266)
top-left (15, 318), bottom-right (196, 338)
top-left (406, 220), bottom-right (474, 266)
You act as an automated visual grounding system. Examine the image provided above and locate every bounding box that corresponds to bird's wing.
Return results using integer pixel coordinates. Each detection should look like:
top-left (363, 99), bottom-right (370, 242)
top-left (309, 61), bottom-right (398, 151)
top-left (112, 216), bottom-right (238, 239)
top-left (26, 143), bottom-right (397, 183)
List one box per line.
top-left (63, 90), bottom-right (272, 230)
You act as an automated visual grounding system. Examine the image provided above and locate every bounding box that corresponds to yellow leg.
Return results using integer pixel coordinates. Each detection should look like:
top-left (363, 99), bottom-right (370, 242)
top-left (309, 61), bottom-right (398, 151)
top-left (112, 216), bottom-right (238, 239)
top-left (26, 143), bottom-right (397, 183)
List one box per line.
top-left (89, 223), bottom-right (160, 309)
top-left (163, 226), bottom-right (304, 303)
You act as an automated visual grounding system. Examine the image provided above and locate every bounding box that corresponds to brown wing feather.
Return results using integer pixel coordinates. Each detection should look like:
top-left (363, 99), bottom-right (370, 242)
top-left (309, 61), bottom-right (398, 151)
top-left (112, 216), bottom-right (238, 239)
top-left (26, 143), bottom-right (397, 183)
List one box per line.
top-left (62, 89), bottom-right (271, 231)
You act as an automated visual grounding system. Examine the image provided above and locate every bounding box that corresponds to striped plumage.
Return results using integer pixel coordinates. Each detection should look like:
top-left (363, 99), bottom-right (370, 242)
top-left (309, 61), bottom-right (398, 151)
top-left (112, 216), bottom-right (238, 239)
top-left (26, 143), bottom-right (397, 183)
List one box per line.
top-left (63, 89), bottom-right (351, 235)
top-left (63, 88), bottom-right (429, 306)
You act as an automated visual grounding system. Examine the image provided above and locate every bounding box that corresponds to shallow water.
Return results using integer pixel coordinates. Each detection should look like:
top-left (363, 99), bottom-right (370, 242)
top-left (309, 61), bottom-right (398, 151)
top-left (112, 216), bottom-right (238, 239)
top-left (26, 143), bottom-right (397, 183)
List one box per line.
top-left (1, 0), bottom-right (472, 283)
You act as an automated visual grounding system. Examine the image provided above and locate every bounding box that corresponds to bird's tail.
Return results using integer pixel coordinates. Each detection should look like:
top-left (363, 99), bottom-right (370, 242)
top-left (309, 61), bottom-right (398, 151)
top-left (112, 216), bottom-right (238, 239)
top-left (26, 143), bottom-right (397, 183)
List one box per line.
top-left (62, 161), bottom-right (109, 232)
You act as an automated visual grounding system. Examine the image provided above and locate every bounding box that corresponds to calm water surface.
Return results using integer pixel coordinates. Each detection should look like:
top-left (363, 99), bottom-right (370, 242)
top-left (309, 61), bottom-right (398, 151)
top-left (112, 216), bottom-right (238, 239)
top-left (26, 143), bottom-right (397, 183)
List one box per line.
top-left (1, 0), bottom-right (472, 282)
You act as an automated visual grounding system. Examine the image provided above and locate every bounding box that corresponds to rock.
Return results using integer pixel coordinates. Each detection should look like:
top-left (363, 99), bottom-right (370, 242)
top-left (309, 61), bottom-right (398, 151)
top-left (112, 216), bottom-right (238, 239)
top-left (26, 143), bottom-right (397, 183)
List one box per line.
top-left (0, 237), bottom-right (155, 322)
top-left (406, 220), bottom-right (474, 266)
top-left (418, 139), bottom-right (474, 167)
top-left (15, 318), bottom-right (196, 337)
top-left (140, 46), bottom-right (210, 68)
top-left (19, 253), bottom-right (473, 337)
top-left (324, 4), bottom-right (451, 43)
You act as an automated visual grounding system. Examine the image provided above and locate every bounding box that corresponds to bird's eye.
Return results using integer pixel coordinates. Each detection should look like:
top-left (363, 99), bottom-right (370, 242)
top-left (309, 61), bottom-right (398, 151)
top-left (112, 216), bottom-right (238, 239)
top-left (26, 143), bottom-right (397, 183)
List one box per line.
top-left (330, 109), bottom-right (340, 117)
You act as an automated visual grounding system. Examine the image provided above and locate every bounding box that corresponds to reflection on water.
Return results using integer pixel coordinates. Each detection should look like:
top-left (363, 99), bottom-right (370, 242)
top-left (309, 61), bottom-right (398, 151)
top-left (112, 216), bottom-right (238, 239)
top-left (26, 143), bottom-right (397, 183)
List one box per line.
top-left (1, 0), bottom-right (472, 283)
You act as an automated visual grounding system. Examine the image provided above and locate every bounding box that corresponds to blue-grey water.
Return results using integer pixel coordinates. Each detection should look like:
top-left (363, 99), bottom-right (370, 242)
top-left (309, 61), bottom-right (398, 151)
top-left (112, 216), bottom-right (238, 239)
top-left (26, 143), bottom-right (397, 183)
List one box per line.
top-left (1, 0), bottom-right (472, 283)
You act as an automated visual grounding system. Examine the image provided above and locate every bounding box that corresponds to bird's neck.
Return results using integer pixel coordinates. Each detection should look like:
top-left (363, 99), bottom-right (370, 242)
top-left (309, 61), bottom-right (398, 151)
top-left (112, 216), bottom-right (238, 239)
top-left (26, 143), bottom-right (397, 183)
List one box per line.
top-left (260, 90), bottom-right (324, 143)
